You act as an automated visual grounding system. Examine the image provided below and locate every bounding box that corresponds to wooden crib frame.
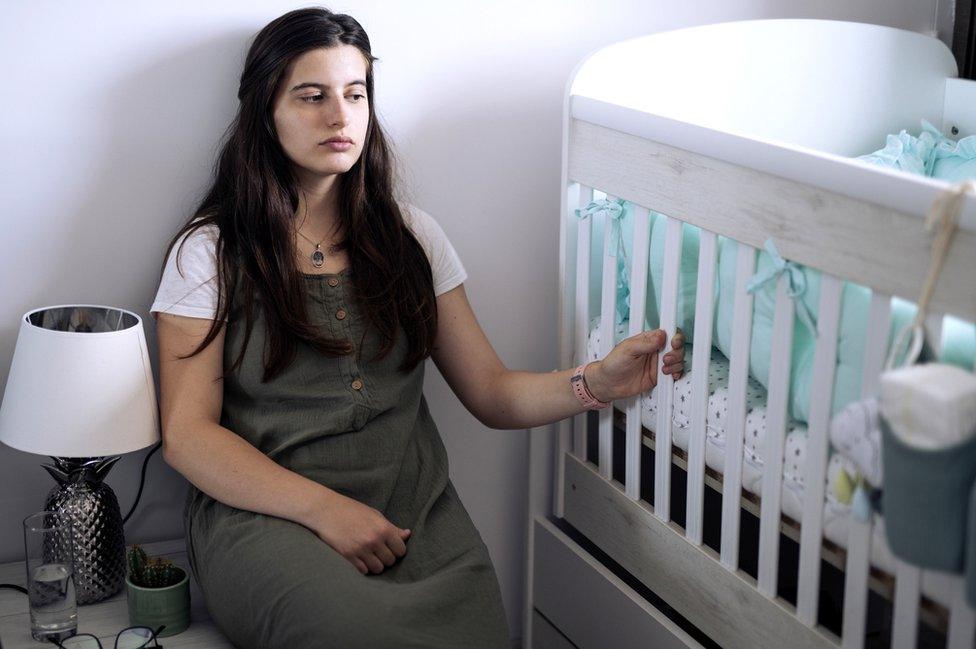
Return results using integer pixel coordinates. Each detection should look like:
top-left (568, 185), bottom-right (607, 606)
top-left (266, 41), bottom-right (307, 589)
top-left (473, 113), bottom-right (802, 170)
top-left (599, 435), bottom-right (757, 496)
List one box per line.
top-left (523, 77), bottom-right (976, 649)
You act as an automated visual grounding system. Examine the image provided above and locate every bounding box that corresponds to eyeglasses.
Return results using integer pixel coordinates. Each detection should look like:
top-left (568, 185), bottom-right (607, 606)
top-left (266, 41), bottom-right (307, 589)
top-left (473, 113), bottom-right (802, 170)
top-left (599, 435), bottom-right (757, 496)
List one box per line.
top-left (52, 625), bottom-right (165, 649)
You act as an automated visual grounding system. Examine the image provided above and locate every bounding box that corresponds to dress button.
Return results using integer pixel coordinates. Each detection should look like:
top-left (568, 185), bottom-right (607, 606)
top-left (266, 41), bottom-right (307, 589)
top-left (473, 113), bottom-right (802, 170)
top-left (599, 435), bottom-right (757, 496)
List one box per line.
top-left (336, 309), bottom-right (346, 320)
top-left (351, 378), bottom-right (364, 391)
top-left (328, 277), bottom-right (339, 287)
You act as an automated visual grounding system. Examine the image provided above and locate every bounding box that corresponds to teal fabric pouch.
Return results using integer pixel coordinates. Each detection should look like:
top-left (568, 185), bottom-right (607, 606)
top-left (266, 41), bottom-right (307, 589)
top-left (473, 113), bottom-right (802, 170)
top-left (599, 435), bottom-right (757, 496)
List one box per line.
top-left (970, 481), bottom-right (976, 606)
top-left (881, 419), bottom-right (976, 605)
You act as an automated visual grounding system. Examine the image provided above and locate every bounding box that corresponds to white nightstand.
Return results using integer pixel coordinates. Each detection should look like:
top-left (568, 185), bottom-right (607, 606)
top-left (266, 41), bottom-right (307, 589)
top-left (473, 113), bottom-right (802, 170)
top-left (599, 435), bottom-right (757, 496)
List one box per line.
top-left (0, 539), bottom-right (232, 648)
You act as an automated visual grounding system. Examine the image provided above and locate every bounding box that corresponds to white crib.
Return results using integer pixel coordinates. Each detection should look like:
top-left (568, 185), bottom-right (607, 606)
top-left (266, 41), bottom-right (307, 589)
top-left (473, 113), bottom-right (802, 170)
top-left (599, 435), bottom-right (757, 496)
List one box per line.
top-left (524, 19), bottom-right (976, 649)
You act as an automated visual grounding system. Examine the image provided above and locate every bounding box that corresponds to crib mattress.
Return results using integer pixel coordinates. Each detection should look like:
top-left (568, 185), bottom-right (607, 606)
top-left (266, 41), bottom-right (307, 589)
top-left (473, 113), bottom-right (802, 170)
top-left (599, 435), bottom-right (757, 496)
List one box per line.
top-left (585, 318), bottom-right (909, 583)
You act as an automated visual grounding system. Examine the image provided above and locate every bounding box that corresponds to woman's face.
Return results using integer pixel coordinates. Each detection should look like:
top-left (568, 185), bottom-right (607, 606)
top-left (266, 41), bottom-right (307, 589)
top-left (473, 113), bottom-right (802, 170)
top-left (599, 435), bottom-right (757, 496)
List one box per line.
top-left (272, 45), bottom-right (370, 186)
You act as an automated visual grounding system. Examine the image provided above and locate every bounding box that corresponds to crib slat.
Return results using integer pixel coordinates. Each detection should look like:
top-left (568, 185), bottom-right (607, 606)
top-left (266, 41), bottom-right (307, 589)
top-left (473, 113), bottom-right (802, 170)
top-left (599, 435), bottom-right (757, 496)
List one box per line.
top-left (625, 206), bottom-right (652, 501)
top-left (891, 561), bottom-right (921, 649)
top-left (913, 300), bottom-right (941, 649)
top-left (839, 522), bottom-right (872, 649)
top-left (901, 314), bottom-right (946, 648)
top-left (841, 292), bottom-right (891, 649)
top-left (598, 195), bottom-right (619, 479)
top-left (860, 293), bottom-right (892, 397)
top-left (573, 185), bottom-right (594, 460)
top-left (797, 274), bottom-right (843, 626)
top-left (757, 275), bottom-right (795, 597)
top-left (655, 217), bottom-right (683, 521)
top-left (685, 230), bottom-right (717, 545)
top-left (720, 241), bottom-right (756, 569)
top-left (926, 312), bottom-right (944, 357)
top-left (947, 576), bottom-right (976, 649)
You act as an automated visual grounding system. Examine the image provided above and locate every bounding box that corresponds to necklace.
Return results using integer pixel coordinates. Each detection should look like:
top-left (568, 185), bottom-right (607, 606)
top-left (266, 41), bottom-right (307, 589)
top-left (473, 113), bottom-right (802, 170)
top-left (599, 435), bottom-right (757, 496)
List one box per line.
top-left (296, 229), bottom-right (341, 268)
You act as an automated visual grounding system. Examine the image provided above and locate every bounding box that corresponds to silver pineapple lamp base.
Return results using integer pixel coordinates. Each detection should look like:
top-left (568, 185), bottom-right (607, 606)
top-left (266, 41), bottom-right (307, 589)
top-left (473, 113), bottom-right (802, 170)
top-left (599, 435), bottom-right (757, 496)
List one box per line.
top-left (41, 456), bottom-right (127, 605)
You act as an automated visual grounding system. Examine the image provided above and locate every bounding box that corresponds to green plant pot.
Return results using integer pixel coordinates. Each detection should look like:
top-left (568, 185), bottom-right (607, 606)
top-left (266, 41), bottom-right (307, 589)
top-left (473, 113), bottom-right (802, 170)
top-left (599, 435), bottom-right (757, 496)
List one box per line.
top-left (125, 569), bottom-right (190, 637)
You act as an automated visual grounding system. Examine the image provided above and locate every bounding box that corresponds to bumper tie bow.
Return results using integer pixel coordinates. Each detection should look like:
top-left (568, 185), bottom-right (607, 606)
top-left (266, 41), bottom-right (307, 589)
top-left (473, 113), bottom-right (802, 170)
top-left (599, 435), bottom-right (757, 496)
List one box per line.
top-left (746, 238), bottom-right (818, 336)
top-left (576, 198), bottom-right (630, 324)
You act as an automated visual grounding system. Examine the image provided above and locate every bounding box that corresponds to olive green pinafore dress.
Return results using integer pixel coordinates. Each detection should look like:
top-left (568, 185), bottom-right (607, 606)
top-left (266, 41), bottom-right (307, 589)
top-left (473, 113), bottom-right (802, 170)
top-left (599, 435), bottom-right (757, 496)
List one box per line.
top-left (182, 269), bottom-right (510, 649)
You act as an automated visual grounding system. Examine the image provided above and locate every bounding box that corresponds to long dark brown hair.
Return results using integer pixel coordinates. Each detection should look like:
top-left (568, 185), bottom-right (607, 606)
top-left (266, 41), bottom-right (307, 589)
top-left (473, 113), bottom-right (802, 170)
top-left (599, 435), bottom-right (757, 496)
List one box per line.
top-left (158, 7), bottom-right (437, 382)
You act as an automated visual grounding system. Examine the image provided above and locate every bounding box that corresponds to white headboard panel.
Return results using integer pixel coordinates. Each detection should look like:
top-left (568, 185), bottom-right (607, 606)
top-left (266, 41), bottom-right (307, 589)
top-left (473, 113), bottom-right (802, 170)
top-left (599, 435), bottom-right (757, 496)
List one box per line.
top-left (944, 78), bottom-right (976, 139)
top-left (571, 20), bottom-right (958, 157)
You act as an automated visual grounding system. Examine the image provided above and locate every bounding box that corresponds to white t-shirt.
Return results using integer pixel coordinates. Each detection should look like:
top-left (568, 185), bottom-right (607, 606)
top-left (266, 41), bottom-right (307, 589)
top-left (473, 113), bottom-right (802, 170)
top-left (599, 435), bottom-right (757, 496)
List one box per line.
top-left (149, 204), bottom-right (467, 321)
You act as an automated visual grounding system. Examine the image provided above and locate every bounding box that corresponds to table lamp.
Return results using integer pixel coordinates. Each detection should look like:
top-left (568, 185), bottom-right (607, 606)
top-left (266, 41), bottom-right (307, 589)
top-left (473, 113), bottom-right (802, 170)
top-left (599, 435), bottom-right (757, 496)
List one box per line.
top-left (0, 305), bottom-right (159, 604)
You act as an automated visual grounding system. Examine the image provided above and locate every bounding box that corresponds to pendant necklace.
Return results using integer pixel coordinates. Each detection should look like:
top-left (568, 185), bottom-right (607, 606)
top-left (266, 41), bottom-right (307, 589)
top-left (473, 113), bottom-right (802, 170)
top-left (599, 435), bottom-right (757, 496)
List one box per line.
top-left (296, 229), bottom-right (341, 268)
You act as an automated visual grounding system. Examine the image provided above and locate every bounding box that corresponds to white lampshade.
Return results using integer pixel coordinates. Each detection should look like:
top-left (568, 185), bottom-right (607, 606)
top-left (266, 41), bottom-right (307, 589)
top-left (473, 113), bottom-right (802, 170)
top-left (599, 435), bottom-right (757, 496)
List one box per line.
top-left (0, 305), bottom-right (159, 457)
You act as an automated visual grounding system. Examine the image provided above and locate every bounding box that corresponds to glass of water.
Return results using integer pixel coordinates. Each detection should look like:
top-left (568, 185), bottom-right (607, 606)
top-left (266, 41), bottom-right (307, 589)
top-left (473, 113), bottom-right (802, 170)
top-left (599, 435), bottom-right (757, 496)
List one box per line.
top-left (23, 511), bottom-right (77, 643)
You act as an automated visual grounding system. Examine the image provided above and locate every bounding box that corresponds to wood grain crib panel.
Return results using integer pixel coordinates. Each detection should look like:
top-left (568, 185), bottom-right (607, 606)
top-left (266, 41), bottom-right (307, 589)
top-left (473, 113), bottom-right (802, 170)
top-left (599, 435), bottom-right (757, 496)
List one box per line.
top-left (561, 453), bottom-right (840, 649)
top-left (567, 119), bottom-right (976, 324)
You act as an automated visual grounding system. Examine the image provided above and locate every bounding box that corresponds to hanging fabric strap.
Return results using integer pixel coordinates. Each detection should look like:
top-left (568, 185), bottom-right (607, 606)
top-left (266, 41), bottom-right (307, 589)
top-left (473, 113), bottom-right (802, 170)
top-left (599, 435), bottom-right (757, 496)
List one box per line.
top-left (576, 199), bottom-right (627, 259)
top-left (886, 180), bottom-right (976, 370)
top-left (576, 198), bottom-right (631, 324)
top-left (746, 238), bottom-right (819, 336)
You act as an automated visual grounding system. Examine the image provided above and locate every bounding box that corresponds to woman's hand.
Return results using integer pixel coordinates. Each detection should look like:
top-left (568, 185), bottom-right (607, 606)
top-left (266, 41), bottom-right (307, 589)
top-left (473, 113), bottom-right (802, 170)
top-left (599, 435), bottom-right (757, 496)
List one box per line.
top-left (306, 492), bottom-right (411, 576)
top-left (586, 328), bottom-right (685, 402)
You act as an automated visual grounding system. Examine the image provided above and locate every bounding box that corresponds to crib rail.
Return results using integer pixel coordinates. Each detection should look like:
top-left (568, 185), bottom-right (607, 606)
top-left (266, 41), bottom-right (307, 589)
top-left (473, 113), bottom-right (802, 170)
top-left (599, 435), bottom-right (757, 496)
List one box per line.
top-left (567, 119), bottom-right (976, 324)
top-left (557, 117), bottom-right (976, 649)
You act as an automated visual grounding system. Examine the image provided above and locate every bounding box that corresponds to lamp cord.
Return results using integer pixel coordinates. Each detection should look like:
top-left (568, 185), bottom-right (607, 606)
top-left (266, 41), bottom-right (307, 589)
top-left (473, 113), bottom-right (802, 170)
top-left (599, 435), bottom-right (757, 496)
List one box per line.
top-left (122, 441), bottom-right (161, 525)
top-left (0, 441), bottom-right (161, 595)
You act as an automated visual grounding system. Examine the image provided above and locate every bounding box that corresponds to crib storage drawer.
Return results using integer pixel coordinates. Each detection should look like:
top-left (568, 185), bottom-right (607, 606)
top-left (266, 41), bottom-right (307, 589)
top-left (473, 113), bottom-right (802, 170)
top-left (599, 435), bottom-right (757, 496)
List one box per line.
top-left (531, 610), bottom-right (578, 649)
top-left (531, 516), bottom-right (702, 649)
top-left (560, 454), bottom-right (843, 649)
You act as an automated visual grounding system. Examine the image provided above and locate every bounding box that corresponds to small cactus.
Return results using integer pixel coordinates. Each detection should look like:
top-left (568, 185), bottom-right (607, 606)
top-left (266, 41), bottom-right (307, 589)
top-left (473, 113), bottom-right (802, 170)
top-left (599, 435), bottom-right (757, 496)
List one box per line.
top-left (126, 545), bottom-right (185, 588)
top-left (127, 545), bottom-right (148, 581)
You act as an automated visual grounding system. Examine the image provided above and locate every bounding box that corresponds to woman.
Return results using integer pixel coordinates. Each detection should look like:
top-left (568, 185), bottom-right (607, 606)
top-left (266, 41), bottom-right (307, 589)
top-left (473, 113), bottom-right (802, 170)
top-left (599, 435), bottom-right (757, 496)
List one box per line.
top-left (151, 7), bottom-right (685, 648)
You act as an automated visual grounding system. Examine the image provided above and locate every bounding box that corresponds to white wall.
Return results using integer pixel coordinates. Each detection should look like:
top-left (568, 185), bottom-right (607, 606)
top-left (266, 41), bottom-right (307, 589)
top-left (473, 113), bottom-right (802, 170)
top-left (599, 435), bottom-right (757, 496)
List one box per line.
top-left (0, 0), bottom-right (943, 643)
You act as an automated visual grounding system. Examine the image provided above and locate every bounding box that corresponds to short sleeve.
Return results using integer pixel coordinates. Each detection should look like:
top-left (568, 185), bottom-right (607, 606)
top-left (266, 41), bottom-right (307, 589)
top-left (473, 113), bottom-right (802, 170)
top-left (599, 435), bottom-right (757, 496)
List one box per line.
top-left (403, 205), bottom-right (467, 296)
top-left (149, 223), bottom-right (225, 321)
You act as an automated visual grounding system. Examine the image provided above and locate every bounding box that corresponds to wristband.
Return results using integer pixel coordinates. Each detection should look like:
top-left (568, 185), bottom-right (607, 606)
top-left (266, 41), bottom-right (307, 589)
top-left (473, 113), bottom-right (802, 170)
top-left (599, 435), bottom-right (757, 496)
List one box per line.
top-left (570, 362), bottom-right (611, 410)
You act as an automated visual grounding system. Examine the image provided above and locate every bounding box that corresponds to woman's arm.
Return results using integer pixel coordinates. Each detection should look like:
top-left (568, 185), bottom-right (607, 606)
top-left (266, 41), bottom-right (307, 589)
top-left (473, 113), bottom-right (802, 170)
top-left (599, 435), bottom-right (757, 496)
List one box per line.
top-left (430, 284), bottom-right (684, 430)
top-left (157, 313), bottom-right (409, 575)
top-left (157, 314), bottom-right (337, 523)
